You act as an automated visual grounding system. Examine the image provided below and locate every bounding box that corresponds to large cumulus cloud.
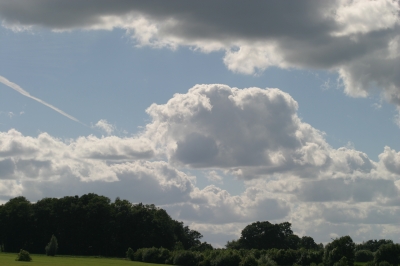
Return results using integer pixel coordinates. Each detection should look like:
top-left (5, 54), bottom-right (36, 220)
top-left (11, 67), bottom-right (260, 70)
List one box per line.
top-left (1, 0), bottom-right (400, 106)
top-left (145, 84), bottom-right (383, 180)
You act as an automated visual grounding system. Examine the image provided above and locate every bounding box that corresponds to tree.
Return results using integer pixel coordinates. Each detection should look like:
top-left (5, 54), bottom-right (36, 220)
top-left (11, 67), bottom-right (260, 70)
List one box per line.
top-left (323, 236), bottom-right (355, 266)
top-left (374, 243), bottom-right (400, 266)
top-left (355, 240), bottom-right (393, 252)
top-left (299, 236), bottom-right (319, 250)
top-left (238, 221), bottom-right (294, 250)
top-left (45, 234), bottom-right (58, 256)
top-left (355, 250), bottom-right (374, 262)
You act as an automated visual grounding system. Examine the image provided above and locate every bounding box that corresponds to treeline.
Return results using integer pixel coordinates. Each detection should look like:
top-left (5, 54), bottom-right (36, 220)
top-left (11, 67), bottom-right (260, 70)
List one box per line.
top-left (126, 236), bottom-right (400, 266)
top-left (0, 193), bottom-right (208, 256)
top-left (1, 194), bottom-right (399, 266)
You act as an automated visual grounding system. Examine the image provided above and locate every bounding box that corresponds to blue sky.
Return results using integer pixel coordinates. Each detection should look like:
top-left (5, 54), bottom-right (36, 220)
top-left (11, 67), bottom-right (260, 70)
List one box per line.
top-left (1, 0), bottom-right (400, 247)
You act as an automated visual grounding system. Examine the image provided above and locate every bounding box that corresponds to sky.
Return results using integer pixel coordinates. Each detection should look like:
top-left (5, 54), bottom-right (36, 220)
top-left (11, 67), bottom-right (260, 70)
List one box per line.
top-left (1, 0), bottom-right (400, 247)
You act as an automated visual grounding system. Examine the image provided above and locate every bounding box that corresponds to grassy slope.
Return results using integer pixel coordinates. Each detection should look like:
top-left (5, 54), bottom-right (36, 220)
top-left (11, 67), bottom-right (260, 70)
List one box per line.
top-left (0, 253), bottom-right (166, 266)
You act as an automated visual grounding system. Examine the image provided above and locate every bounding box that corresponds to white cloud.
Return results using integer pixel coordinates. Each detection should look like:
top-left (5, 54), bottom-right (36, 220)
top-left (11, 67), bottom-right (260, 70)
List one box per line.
top-left (144, 84), bottom-right (383, 181)
top-left (1, 84), bottom-right (400, 246)
top-left (94, 119), bottom-right (115, 135)
top-left (1, 1), bottom-right (400, 109)
top-left (206, 170), bottom-right (223, 184)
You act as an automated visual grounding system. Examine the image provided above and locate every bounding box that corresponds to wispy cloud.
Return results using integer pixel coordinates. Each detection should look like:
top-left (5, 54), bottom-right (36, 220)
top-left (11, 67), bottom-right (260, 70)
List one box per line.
top-left (93, 119), bottom-right (115, 135)
top-left (0, 75), bottom-right (84, 125)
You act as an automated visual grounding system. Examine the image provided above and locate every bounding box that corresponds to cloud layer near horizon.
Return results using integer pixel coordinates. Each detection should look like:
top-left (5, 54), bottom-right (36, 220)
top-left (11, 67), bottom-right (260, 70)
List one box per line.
top-left (1, 0), bottom-right (400, 107)
top-left (1, 84), bottom-right (400, 246)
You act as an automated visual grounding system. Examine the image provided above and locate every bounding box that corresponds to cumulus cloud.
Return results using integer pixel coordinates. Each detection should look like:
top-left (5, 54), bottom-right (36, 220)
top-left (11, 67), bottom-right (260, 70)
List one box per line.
top-left (1, 84), bottom-right (400, 246)
top-left (144, 84), bottom-right (383, 180)
top-left (1, 1), bottom-right (400, 107)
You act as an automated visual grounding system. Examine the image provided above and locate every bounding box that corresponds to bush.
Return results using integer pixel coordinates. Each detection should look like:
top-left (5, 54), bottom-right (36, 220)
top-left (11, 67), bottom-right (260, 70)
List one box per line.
top-left (333, 256), bottom-right (349, 266)
top-left (258, 255), bottom-right (277, 266)
top-left (173, 250), bottom-right (197, 266)
top-left (16, 249), bottom-right (32, 261)
top-left (355, 250), bottom-right (374, 262)
top-left (239, 255), bottom-right (258, 266)
top-left (297, 249), bottom-right (324, 265)
top-left (133, 248), bottom-right (144, 261)
top-left (126, 247), bottom-right (134, 261)
top-left (210, 250), bottom-right (241, 266)
top-left (380, 262), bottom-right (393, 266)
top-left (45, 234), bottom-right (58, 256)
top-left (159, 247), bottom-right (171, 264)
top-left (142, 247), bottom-right (161, 263)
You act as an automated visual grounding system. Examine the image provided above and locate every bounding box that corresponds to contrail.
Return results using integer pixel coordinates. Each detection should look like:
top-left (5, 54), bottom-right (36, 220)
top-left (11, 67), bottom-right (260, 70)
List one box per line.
top-left (0, 75), bottom-right (85, 125)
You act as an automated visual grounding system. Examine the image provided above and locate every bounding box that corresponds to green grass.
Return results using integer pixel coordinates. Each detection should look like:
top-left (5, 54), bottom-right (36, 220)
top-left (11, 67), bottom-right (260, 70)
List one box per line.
top-left (0, 253), bottom-right (169, 266)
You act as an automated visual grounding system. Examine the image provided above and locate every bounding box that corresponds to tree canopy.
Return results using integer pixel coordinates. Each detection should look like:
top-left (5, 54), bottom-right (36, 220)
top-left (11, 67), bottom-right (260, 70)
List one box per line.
top-left (0, 194), bottom-right (206, 256)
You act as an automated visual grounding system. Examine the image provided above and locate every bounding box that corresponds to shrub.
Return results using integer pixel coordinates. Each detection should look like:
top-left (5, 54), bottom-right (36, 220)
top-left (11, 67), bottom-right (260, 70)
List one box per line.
top-left (142, 247), bottom-right (161, 263)
top-left (126, 247), bottom-right (134, 261)
top-left (239, 255), bottom-right (258, 266)
top-left (355, 250), bottom-right (374, 262)
top-left (173, 250), bottom-right (197, 266)
top-left (333, 256), bottom-right (349, 266)
top-left (258, 255), bottom-right (277, 266)
top-left (210, 250), bottom-right (241, 266)
top-left (45, 234), bottom-right (58, 256)
top-left (15, 249), bottom-right (32, 261)
top-left (159, 247), bottom-right (171, 264)
top-left (133, 248), bottom-right (144, 261)
top-left (380, 261), bottom-right (393, 266)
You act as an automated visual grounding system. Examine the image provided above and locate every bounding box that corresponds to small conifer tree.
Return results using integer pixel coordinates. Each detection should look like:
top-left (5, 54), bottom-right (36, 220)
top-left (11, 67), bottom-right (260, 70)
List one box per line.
top-left (45, 234), bottom-right (58, 256)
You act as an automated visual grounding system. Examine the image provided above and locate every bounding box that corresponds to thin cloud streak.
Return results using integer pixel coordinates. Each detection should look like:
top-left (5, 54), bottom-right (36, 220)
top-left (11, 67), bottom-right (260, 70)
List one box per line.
top-left (0, 75), bottom-right (84, 125)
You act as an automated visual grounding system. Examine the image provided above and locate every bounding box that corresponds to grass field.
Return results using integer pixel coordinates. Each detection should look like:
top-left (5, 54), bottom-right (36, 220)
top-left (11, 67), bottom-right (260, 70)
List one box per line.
top-left (0, 252), bottom-right (168, 266)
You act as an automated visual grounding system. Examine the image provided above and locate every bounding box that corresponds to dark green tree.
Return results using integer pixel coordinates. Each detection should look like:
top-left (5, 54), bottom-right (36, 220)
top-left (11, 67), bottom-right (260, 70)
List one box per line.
top-left (323, 236), bottom-right (355, 266)
top-left (238, 221), bottom-right (294, 250)
top-left (355, 239), bottom-right (394, 252)
top-left (45, 234), bottom-right (58, 256)
top-left (374, 243), bottom-right (400, 266)
top-left (355, 250), bottom-right (374, 262)
top-left (0, 196), bottom-right (33, 252)
top-left (299, 236), bottom-right (319, 250)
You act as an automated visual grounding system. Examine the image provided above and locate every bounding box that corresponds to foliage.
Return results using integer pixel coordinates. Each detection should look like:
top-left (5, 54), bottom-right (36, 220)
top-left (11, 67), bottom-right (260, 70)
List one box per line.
top-left (210, 249), bottom-right (241, 266)
top-left (0, 197), bottom-right (33, 253)
top-left (355, 250), bottom-right (374, 262)
top-left (173, 250), bottom-right (198, 265)
top-left (356, 240), bottom-right (394, 252)
top-left (239, 255), bottom-right (258, 266)
top-left (374, 243), bottom-right (400, 266)
top-left (0, 194), bottom-right (208, 256)
top-left (379, 261), bottom-right (393, 266)
top-left (299, 236), bottom-right (320, 250)
top-left (191, 242), bottom-right (214, 252)
top-left (126, 247), bottom-right (134, 261)
top-left (297, 249), bottom-right (324, 265)
top-left (133, 248), bottom-right (144, 261)
top-left (15, 249), bottom-right (32, 261)
top-left (45, 234), bottom-right (58, 256)
top-left (333, 256), bottom-right (349, 266)
top-left (258, 255), bottom-right (277, 266)
top-left (238, 221), bottom-right (295, 250)
top-left (323, 236), bottom-right (355, 266)
top-left (265, 248), bottom-right (299, 265)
